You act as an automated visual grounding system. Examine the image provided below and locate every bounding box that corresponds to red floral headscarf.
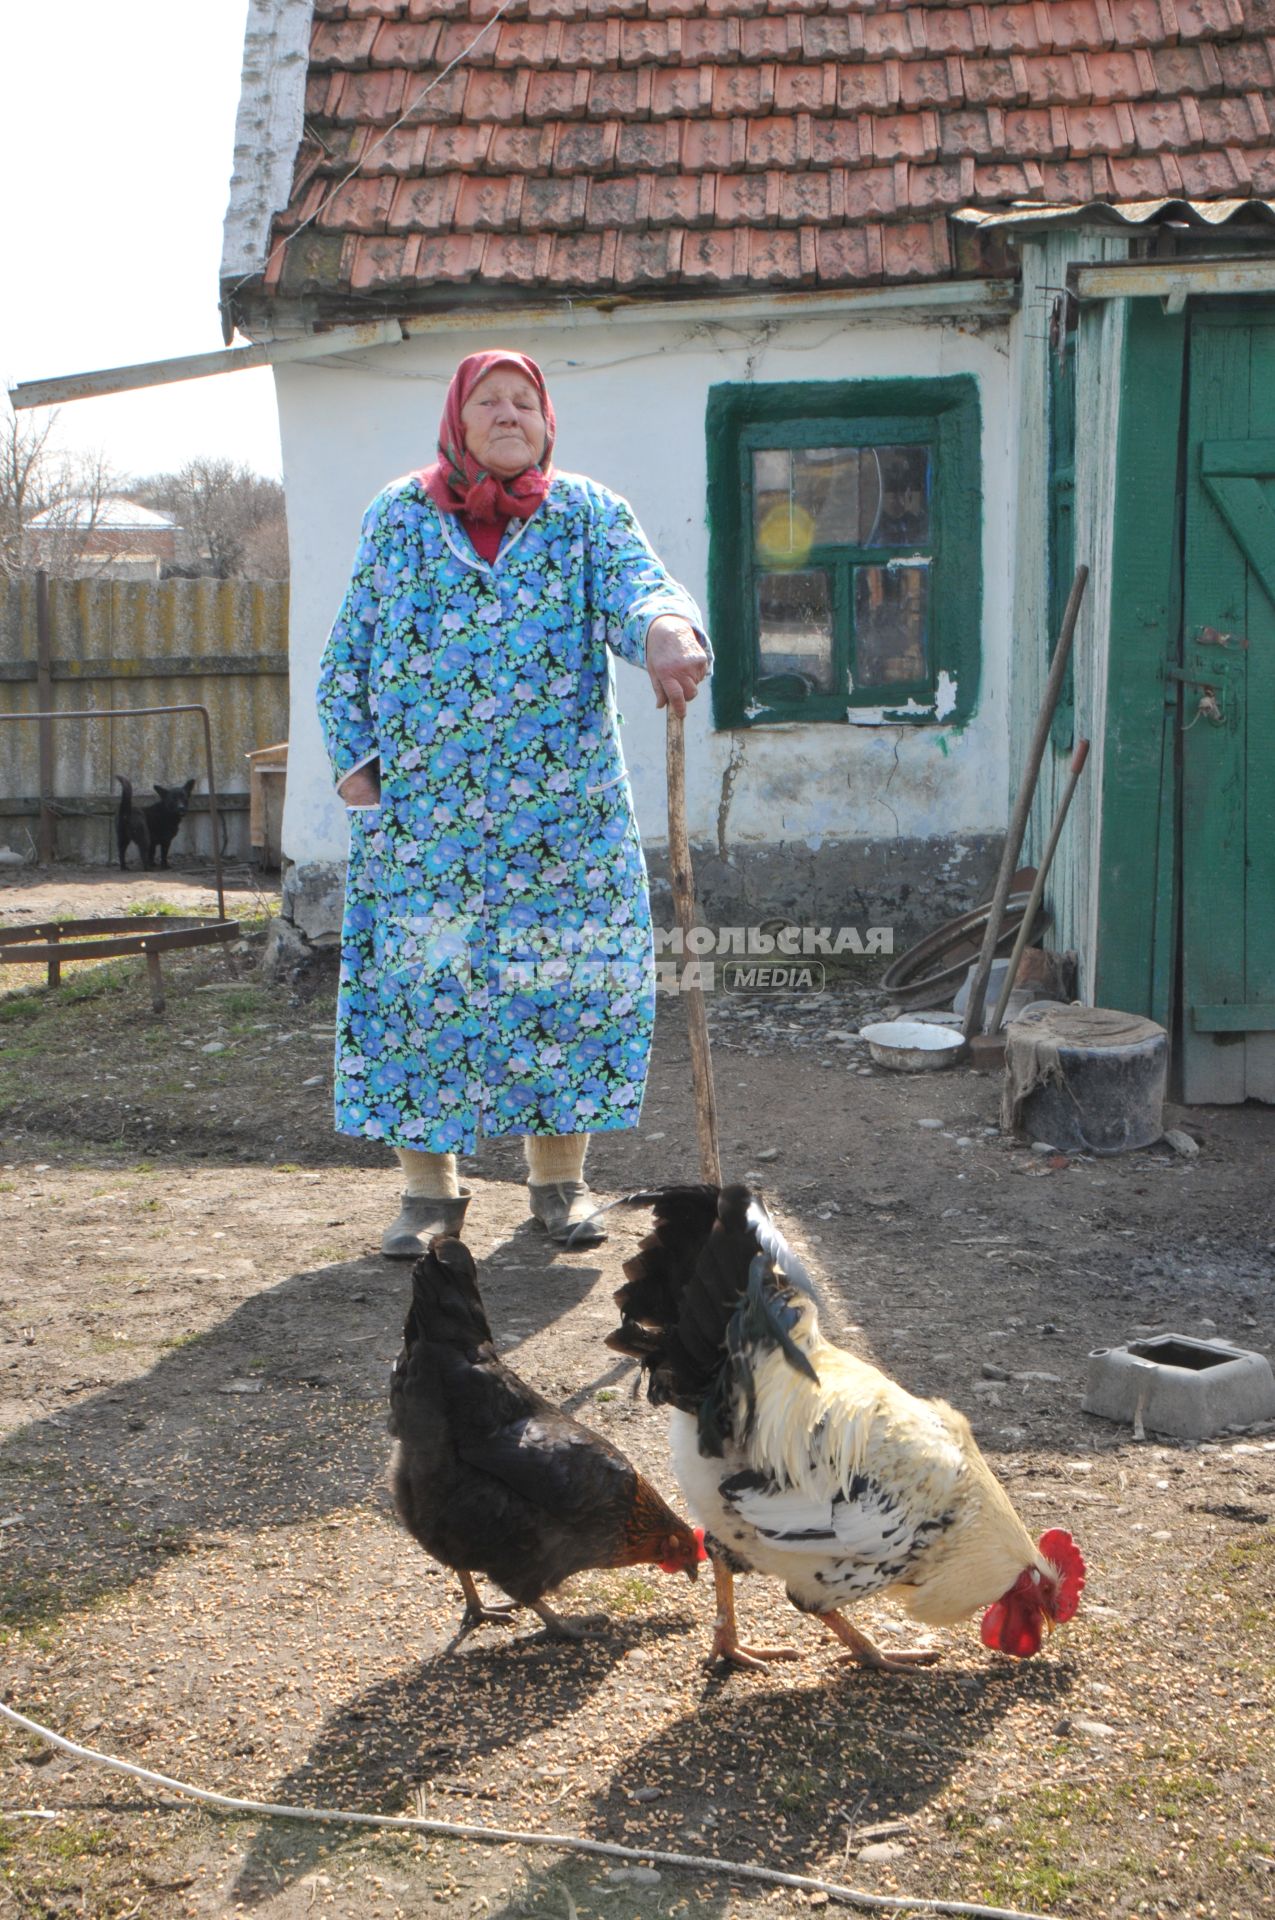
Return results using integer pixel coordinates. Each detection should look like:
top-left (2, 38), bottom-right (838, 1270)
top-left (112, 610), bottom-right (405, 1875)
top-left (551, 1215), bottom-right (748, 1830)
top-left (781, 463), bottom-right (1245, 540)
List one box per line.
top-left (418, 350), bottom-right (556, 524)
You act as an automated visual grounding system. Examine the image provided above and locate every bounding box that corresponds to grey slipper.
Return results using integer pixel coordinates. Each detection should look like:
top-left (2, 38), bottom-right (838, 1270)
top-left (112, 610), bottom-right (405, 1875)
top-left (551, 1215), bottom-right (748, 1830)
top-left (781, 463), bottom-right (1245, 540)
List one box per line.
top-left (381, 1190), bottom-right (471, 1260)
top-left (528, 1180), bottom-right (607, 1247)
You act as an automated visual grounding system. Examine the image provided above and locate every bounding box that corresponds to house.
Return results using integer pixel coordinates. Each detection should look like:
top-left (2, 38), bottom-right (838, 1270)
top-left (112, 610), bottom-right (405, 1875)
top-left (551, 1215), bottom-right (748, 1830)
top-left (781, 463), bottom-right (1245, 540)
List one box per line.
top-left (23, 497), bottom-right (181, 580)
top-left (221, 0), bottom-right (1275, 1101)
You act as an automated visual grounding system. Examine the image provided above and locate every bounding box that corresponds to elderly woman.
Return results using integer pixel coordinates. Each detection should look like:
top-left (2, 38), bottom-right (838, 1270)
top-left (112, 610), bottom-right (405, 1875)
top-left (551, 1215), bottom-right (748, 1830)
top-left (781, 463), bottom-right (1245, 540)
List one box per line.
top-left (317, 350), bottom-right (709, 1256)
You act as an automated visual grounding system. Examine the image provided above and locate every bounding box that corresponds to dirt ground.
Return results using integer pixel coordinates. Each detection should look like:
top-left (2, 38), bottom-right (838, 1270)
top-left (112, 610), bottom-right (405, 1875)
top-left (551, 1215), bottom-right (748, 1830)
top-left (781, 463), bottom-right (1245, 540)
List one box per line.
top-left (2, 863), bottom-right (1274, 1920)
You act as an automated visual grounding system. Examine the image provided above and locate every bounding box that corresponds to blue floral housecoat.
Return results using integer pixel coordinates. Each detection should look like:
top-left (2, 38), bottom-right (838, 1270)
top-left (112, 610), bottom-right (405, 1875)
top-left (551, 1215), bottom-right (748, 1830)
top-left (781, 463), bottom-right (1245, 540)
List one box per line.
top-left (317, 471), bottom-right (707, 1156)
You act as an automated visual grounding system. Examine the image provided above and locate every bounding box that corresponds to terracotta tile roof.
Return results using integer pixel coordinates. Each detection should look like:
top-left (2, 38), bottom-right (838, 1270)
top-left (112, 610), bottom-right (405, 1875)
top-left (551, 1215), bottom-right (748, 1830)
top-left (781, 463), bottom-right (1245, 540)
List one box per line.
top-left (243, 0), bottom-right (1275, 312)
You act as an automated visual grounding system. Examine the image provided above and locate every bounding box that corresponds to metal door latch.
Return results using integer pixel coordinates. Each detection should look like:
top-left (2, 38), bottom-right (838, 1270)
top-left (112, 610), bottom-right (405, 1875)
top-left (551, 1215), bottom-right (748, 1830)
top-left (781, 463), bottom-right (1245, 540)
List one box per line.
top-left (1183, 687), bottom-right (1225, 729)
top-left (1164, 667), bottom-right (1228, 725)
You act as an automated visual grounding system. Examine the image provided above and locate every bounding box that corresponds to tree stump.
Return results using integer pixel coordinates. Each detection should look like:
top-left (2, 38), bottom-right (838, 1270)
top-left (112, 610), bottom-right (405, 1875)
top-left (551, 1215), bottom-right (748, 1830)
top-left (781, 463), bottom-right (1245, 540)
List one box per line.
top-left (1001, 1005), bottom-right (1168, 1155)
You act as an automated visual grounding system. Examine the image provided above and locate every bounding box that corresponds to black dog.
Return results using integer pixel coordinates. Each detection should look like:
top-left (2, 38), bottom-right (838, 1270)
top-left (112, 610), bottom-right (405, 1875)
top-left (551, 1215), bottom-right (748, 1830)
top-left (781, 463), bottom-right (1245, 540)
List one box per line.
top-left (114, 776), bottom-right (195, 871)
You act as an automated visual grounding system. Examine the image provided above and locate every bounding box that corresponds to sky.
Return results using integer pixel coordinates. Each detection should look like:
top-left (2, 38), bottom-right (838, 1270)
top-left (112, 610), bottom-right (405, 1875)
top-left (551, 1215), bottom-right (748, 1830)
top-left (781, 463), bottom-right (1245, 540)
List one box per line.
top-left (1, 1), bottom-right (283, 483)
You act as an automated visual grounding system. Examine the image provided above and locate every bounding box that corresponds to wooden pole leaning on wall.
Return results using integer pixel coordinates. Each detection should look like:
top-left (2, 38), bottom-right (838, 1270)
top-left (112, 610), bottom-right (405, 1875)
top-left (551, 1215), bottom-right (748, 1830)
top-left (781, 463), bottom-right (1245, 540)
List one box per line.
top-left (665, 708), bottom-right (722, 1185)
top-left (961, 564), bottom-right (1090, 1042)
top-left (987, 737), bottom-right (1091, 1036)
top-left (35, 571), bottom-right (55, 866)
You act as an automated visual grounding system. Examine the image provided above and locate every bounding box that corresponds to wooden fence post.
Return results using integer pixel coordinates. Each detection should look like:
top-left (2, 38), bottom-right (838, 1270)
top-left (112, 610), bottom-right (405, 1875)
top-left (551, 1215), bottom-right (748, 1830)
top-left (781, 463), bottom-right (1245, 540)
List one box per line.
top-left (35, 571), bottom-right (55, 865)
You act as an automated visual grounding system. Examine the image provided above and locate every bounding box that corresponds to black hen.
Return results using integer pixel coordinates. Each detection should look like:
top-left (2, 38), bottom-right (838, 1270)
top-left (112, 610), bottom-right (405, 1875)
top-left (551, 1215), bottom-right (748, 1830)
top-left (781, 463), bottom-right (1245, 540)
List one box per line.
top-left (389, 1236), bottom-right (702, 1644)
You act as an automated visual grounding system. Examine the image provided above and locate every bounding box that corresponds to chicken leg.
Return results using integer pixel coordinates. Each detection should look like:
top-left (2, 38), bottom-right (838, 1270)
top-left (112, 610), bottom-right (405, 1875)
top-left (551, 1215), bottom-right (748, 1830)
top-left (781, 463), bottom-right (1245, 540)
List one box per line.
top-left (705, 1559), bottom-right (800, 1672)
top-left (529, 1599), bottom-right (610, 1642)
top-left (818, 1609), bottom-right (941, 1673)
top-left (445, 1571), bottom-right (520, 1651)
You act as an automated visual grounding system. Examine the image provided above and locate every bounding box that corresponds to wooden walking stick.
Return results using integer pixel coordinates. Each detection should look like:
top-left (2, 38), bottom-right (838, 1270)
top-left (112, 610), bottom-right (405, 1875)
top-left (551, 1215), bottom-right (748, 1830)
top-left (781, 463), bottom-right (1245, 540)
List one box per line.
top-left (665, 708), bottom-right (722, 1184)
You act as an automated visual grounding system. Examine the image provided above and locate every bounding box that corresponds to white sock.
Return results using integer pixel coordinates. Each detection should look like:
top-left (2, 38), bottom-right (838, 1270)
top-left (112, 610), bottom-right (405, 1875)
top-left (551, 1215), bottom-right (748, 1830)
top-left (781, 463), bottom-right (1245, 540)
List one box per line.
top-left (395, 1147), bottom-right (461, 1200)
top-left (524, 1134), bottom-right (588, 1184)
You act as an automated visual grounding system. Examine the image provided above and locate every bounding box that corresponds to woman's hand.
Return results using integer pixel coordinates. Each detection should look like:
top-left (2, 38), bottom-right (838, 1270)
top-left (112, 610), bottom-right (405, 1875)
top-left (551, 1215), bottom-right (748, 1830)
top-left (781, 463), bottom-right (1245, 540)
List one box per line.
top-left (338, 762), bottom-right (381, 808)
top-left (646, 617), bottom-right (708, 718)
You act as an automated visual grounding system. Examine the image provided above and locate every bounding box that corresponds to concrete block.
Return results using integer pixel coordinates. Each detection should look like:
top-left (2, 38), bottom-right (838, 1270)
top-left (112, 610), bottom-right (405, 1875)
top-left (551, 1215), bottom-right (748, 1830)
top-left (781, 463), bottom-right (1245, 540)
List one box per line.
top-left (1083, 1333), bottom-right (1275, 1442)
top-left (261, 914), bottom-right (316, 980)
top-left (280, 859), bottom-right (346, 947)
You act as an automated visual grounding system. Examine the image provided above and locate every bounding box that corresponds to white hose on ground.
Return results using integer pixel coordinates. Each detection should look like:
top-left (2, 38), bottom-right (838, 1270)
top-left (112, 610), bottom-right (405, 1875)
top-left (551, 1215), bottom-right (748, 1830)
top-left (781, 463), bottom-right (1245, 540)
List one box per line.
top-left (0, 1698), bottom-right (1049, 1920)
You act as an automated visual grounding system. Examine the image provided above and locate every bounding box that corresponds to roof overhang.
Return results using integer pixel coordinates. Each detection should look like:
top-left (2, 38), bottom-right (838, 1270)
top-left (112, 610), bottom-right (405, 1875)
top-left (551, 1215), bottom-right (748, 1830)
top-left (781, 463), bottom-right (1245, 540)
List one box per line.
top-left (1066, 254), bottom-right (1275, 310)
top-left (955, 199), bottom-right (1275, 310)
top-left (9, 321), bottom-right (408, 412)
top-left (10, 279), bottom-right (1017, 413)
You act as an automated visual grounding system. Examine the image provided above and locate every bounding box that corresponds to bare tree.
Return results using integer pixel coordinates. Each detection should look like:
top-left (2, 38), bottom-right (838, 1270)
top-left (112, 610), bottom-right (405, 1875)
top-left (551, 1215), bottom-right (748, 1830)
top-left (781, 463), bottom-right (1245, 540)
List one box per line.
top-left (241, 505), bottom-right (290, 579)
top-left (132, 458), bottom-right (288, 579)
top-left (0, 404), bottom-right (122, 579)
top-left (0, 404), bottom-right (59, 580)
top-left (21, 448), bottom-right (122, 577)
top-left (2, 418), bottom-right (287, 583)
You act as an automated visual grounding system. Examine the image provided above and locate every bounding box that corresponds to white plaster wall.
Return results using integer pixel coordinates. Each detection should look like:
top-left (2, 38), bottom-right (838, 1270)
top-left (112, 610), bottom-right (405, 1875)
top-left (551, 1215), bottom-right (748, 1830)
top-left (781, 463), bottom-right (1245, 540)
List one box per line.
top-left (274, 305), bottom-right (1013, 878)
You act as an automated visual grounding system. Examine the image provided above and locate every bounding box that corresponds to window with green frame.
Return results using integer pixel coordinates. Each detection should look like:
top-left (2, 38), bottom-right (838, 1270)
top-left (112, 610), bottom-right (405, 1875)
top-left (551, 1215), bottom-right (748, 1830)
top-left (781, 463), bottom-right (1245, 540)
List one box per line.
top-left (706, 375), bottom-right (982, 729)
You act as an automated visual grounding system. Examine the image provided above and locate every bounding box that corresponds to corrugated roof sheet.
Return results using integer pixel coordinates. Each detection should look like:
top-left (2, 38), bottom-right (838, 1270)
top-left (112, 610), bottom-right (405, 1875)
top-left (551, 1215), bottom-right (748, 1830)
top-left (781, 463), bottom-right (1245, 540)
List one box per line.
top-left (954, 193), bottom-right (1275, 227)
top-left (232, 0), bottom-right (1275, 315)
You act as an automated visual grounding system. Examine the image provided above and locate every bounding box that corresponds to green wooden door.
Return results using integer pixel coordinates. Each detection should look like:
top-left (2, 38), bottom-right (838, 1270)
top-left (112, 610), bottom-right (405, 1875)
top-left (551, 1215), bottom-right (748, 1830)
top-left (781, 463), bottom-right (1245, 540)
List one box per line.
top-left (1181, 308), bottom-right (1275, 1102)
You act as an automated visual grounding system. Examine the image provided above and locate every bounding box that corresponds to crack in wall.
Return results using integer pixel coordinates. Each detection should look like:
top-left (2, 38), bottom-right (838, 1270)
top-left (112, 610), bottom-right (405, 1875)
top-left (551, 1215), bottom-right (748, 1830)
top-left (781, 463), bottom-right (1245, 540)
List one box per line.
top-left (874, 727), bottom-right (905, 838)
top-left (716, 733), bottom-right (746, 863)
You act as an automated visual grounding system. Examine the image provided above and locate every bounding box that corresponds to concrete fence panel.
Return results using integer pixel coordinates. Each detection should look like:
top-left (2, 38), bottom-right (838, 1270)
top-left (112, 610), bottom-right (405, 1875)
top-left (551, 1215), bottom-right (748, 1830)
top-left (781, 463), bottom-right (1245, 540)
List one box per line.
top-left (0, 575), bottom-right (289, 866)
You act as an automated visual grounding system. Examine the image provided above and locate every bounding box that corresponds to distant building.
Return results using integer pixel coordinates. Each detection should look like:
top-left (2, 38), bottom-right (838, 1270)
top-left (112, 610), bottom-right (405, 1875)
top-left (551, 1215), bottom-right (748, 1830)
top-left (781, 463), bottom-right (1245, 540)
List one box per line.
top-left (23, 497), bottom-right (182, 580)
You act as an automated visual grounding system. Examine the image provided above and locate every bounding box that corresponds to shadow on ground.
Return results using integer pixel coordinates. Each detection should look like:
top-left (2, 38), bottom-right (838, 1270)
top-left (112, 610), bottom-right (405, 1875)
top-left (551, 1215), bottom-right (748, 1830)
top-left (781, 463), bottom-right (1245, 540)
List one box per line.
top-left (228, 1617), bottom-right (697, 1906)
top-left (0, 1227), bottom-right (606, 1634)
top-left (229, 1639), bottom-right (1075, 1910)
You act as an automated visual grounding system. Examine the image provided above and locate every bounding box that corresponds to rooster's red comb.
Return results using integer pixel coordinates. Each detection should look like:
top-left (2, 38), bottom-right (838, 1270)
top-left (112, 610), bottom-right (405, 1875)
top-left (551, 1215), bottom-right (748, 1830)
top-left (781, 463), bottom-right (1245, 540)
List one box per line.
top-left (693, 1526), bottom-right (709, 1562)
top-left (1038, 1529), bottom-right (1085, 1621)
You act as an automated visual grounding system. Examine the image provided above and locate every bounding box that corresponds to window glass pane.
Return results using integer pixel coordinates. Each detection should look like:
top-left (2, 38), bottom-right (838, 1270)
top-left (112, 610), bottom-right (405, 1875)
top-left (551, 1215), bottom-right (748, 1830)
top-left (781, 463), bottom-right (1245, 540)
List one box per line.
top-left (756, 570), bottom-right (834, 694)
top-left (754, 444), bottom-right (931, 554)
top-left (870, 445), bottom-right (931, 544)
top-left (753, 449), bottom-right (807, 563)
top-left (854, 565), bottom-right (929, 687)
top-left (792, 447), bottom-right (862, 546)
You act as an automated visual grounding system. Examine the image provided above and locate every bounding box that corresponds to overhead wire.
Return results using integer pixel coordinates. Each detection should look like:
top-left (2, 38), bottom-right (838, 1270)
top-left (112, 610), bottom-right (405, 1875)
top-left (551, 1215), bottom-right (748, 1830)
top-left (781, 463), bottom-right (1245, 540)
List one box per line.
top-left (295, 321), bottom-right (886, 387)
top-left (226, 0), bottom-right (518, 307)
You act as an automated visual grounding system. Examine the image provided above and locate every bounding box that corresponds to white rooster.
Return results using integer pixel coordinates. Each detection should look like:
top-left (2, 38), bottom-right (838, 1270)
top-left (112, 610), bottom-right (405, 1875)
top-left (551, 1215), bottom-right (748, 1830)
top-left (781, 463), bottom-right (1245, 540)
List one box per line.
top-left (608, 1185), bottom-right (1085, 1673)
